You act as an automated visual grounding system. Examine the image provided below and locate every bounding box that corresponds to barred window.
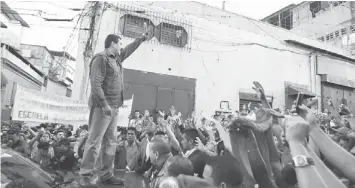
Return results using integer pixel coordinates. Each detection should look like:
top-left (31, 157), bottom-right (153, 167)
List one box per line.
top-left (329, 33), bottom-right (334, 40)
top-left (119, 14), bottom-right (153, 39)
top-left (117, 11), bottom-right (191, 49)
top-left (335, 30), bottom-right (340, 37)
top-left (158, 23), bottom-right (188, 48)
top-left (350, 25), bottom-right (355, 33)
top-left (341, 28), bottom-right (347, 35)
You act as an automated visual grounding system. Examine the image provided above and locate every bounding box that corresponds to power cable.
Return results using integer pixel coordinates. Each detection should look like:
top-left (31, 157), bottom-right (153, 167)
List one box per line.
top-left (60, 2), bottom-right (93, 58)
top-left (1, 7), bottom-right (58, 16)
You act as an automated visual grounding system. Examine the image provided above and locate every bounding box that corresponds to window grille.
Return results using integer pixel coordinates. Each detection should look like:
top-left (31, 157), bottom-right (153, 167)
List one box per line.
top-left (341, 28), bottom-right (347, 35)
top-left (329, 33), bottom-right (334, 40)
top-left (350, 25), bottom-right (355, 33)
top-left (115, 3), bottom-right (192, 50)
top-left (158, 23), bottom-right (187, 47)
top-left (326, 34), bottom-right (330, 41)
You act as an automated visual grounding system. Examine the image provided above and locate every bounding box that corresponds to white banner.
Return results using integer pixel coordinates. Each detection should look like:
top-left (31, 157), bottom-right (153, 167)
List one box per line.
top-left (11, 84), bottom-right (90, 124)
top-left (117, 95), bottom-right (134, 127)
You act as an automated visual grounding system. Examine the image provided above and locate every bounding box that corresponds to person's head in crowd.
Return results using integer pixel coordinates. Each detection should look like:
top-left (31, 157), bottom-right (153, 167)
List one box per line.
top-left (149, 138), bottom-right (172, 166)
top-left (1, 123), bottom-right (11, 135)
top-left (79, 129), bottom-right (88, 140)
top-left (144, 110), bottom-right (150, 117)
top-left (181, 128), bottom-right (198, 152)
top-left (169, 106), bottom-right (176, 116)
top-left (213, 129), bottom-right (220, 142)
top-left (166, 155), bottom-right (194, 177)
top-left (119, 129), bottom-right (127, 141)
top-left (126, 127), bottom-right (136, 143)
top-left (203, 155), bottom-right (243, 188)
top-left (38, 123), bottom-right (47, 132)
top-left (134, 110), bottom-right (140, 119)
top-left (221, 118), bottom-right (229, 128)
top-left (155, 131), bottom-right (169, 144)
top-left (343, 118), bottom-right (351, 129)
top-left (105, 34), bottom-right (122, 55)
top-left (6, 127), bottom-right (21, 147)
top-left (55, 129), bottom-right (66, 141)
top-left (80, 124), bottom-right (88, 131)
top-left (66, 130), bottom-right (72, 137)
top-left (56, 138), bottom-right (71, 153)
top-left (168, 117), bottom-right (176, 126)
top-left (146, 125), bottom-right (156, 141)
top-left (40, 132), bottom-right (51, 143)
top-left (149, 115), bottom-right (154, 122)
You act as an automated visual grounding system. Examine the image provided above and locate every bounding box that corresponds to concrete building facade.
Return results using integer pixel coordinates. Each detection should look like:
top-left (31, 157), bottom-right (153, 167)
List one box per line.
top-left (262, 1), bottom-right (355, 54)
top-left (72, 1), bottom-right (355, 117)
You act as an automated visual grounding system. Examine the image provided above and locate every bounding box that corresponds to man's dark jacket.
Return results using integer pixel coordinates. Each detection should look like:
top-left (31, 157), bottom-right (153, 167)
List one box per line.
top-left (89, 36), bottom-right (146, 108)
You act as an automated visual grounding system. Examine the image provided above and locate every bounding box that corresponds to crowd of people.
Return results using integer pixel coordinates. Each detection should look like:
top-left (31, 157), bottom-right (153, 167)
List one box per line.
top-left (2, 26), bottom-right (355, 188)
top-left (2, 92), bottom-right (355, 188)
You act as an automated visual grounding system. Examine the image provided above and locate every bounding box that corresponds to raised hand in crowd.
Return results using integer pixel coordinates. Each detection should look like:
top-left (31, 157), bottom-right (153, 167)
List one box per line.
top-left (296, 102), bottom-right (355, 183)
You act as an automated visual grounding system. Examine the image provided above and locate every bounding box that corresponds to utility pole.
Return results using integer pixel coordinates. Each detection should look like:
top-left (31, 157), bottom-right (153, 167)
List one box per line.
top-left (78, 1), bottom-right (104, 101)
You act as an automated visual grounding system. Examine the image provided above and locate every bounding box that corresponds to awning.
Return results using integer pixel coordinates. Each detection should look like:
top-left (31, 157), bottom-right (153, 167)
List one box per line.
top-left (287, 85), bottom-right (316, 97)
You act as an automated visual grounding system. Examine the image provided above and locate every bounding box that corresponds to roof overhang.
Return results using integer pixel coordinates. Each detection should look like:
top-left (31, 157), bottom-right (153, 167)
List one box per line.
top-left (285, 39), bottom-right (355, 63)
top-left (1, 2), bottom-right (30, 28)
top-left (287, 85), bottom-right (316, 97)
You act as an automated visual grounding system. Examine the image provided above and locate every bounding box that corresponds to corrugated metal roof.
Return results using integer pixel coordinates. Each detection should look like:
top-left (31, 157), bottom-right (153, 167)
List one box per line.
top-left (1, 1), bottom-right (30, 28)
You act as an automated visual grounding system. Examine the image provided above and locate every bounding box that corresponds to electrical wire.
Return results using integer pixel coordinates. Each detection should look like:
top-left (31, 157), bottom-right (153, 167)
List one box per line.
top-left (1, 7), bottom-right (58, 16)
top-left (85, 2), bottom-right (106, 97)
top-left (190, 39), bottom-right (308, 55)
top-left (60, 2), bottom-right (93, 58)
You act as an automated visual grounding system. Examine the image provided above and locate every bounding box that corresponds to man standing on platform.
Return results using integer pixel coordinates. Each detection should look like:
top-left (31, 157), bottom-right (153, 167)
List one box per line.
top-left (79, 27), bottom-right (149, 186)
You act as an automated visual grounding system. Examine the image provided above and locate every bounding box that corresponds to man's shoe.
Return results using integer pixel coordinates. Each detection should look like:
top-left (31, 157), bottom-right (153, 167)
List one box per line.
top-left (79, 176), bottom-right (92, 186)
top-left (100, 176), bottom-right (124, 185)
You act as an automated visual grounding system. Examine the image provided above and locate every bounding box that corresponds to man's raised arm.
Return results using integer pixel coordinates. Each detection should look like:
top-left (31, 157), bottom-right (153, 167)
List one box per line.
top-left (90, 56), bottom-right (108, 107)
top-left (120, 36), bottom-right (147, 62)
